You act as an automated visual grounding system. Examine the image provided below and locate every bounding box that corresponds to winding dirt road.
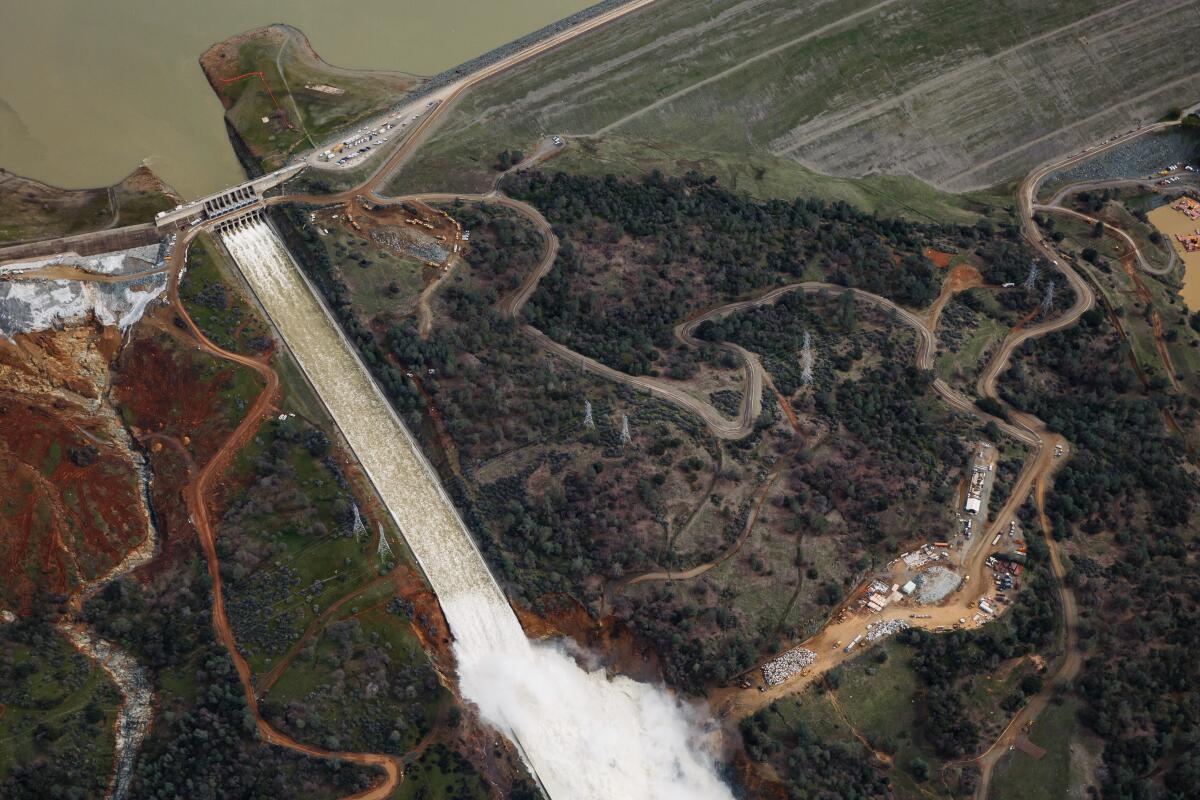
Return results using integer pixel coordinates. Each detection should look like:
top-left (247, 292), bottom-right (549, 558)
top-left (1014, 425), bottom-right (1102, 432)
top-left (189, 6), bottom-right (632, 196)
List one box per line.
top-left (612, 470), bottom-right (779, 592)
top-left (161, 228), bottom-right (404, 799)
top-left (353, 185), bottom-right (1083, 750)
top-left (175, 19), bottom-right (1178, 794)
top-left (252, 140), bottom-right (1097, 798)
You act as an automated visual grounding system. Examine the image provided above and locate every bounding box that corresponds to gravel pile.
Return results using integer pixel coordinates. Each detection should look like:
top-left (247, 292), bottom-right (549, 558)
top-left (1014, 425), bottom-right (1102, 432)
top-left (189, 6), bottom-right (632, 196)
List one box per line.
top-left (866, 618), bottom-right (909, 642)
top-left (762, 646), bottom-right (817, 686)
top-left (915, 566), bottom-right (961, 604)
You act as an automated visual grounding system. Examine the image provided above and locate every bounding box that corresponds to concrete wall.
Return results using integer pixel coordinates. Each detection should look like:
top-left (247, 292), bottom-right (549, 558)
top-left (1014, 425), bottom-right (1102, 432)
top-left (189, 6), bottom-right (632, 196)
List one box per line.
top-left (0, 224), bottom-right (162, 264)
top-left (154, 162), bottom-right (304, 229)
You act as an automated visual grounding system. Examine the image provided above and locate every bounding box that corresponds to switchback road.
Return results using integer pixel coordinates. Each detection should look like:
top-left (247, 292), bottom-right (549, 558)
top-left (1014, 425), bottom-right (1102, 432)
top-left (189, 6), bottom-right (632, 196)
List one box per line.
top-left (164, 13), bottom-right (1175, 794)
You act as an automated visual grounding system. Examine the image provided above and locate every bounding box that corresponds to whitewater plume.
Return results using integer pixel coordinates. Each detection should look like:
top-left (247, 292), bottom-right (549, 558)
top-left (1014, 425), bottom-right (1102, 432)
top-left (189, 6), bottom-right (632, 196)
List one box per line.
top-left (220, 214), bottom-right (733, 799)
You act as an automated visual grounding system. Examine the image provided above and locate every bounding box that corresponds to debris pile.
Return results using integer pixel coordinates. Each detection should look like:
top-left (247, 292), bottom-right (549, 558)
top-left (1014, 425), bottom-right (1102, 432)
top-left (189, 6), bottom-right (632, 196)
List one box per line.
top-left (898, 544), bottom-right (947, 570)
top-left (369, 227), bottom-right (448, 265)
top-left (914, 566), bottom-right (961, 604)
top-left (762, 646), bottom-right (817, 685)
top-left (865, 618), bottom-right (909, 642)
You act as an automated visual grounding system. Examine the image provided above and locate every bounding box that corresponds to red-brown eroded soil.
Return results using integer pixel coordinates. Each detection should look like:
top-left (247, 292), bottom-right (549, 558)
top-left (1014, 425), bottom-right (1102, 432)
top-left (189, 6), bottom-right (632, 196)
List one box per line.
top-left (514, 593), bottom-right (665, 685)
top-left (0, 322), bottom-right (146, 612)
top-left (924, 247), bottom-right (955, 268)
top-left (112, 315), bottom-right (265, 466)
top-left (731, 749), bottom-right (789, 800)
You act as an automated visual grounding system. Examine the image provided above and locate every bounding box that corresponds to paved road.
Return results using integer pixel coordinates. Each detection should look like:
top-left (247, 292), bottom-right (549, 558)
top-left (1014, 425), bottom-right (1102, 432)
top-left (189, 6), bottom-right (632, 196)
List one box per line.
top-left (303, 0), bottom-right (658, 182)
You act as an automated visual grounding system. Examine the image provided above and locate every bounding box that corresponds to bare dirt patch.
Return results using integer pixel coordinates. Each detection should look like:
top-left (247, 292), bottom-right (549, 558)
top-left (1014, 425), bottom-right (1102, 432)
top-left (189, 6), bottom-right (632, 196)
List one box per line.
top-left (924, 247), bottom-right (955, 268)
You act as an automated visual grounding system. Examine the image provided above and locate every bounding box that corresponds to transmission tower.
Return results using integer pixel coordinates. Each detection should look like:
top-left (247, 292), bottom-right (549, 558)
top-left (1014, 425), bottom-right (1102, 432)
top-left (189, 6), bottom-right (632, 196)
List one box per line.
top-left (800, 330), bottom-right (815, 386)
top-left (351, 504), bottom-right (367, 543)
top-left (583, 399), bottom-right (595, 430)
top-left (1041, 279), bottom-right (1056, 314)
top-left (620, 414), bottom-right (632, 446)
top-left (1023, 262), bottom-right (1039, 292)
top-left (376, 523), bottom-right (394, 563)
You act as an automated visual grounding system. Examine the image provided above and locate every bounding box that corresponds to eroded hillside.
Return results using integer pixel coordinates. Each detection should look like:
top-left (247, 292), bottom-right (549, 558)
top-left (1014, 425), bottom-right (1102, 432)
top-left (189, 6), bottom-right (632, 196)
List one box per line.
top-left (0, 323), bottom-right (151, 612)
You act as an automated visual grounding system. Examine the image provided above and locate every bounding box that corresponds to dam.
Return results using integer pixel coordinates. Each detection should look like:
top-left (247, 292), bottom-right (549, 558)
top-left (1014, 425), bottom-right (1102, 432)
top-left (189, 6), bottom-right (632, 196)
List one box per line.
top-left (218, 213), bottom-right (733, 799)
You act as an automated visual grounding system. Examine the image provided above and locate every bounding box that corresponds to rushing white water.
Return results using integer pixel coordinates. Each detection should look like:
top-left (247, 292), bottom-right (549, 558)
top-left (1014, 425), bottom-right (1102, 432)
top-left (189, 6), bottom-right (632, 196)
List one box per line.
top-left (58, 622), bottom-right (154, 800)
top-left (220, 214), bottom-right (732, 799)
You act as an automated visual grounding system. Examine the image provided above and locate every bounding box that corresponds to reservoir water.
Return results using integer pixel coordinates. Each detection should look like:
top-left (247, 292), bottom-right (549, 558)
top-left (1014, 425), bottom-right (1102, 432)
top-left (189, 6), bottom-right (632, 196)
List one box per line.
top-left (220, 214), bottom-right (733, 799)
top-left (0, 0), bottom-right (589, 197)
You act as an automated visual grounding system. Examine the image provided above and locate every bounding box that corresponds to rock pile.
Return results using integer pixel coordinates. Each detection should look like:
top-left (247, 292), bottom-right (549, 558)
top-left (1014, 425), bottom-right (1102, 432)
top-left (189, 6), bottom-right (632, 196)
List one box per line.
top-left (762, 646), bottom-right (817, 686)
top-left (865, 618), bottom-right (909, 642)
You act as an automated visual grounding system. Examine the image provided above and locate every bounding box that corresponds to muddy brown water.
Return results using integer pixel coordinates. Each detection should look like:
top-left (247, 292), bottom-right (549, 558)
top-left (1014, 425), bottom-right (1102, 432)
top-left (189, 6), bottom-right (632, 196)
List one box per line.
top-left (0, 0), bottom-right (589, 198)
top-left (1147, 204), bottom-right (1200, 310)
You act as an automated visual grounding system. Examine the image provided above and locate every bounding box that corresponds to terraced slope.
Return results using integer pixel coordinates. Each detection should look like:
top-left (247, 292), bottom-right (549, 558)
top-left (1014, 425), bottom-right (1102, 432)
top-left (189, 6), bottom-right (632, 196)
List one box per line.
top-left (395, 0), bottom-right (1200, 193)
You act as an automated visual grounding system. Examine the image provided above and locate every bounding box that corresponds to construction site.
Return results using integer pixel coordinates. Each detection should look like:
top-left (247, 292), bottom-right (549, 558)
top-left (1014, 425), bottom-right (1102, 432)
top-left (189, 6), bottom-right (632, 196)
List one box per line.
top-left (1166, 196), bottom-right (1200, 252)
top-left (740, 439), bottom-right (1015, 691)
top-left (1149, 197), bottom-right (1200, 307)
top-left (320, 196), bottom-right (464, 270)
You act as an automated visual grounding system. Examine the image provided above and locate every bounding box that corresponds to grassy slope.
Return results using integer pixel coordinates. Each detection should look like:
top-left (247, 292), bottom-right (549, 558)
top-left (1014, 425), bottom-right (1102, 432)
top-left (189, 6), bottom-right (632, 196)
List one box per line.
top-left (180, 233), bottom-right (273, 355)
top-left (395, 744), bottom-right (490, 800)
top-left (205, 25), bottom-right (421, 172)
top-left (315, 225), bottom-right (426, 318)
top-left (0, 627), bottom-right (118, 797)
top-left (988, 699), bottom-right (1098, 800)
top-left (263, 603), bottom-right (443, 756)
top-left (219, 413), bottom-right (387, 677)
top-left (769, 640), bottom-right (950, 799)
top-left (0, 166), bottom-right (174, 245)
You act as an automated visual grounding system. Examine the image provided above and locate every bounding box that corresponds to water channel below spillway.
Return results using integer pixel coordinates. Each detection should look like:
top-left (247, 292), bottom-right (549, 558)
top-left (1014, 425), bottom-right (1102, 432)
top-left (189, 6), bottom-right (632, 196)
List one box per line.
top-left (219, 215), bottom-right (733, 799)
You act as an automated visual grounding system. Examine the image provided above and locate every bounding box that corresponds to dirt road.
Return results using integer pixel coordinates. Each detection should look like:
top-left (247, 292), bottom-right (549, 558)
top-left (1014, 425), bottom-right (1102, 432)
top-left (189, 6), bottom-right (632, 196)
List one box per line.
top-left (416, 258), bottom-right (457, 339)
top-left (199, 26), bottom-right (1162, 791)
top-left (1034, 203), bottom-right (1159, 273)
top-left (260, 141), bottom-right (1090, 780)
top-left (702, 123), bottom-right (1113, 726)
top-left (0, 263), bottom-right (168, 283)
top-left (255, 572), bottom-right (399, 696)
top-left (403, 189), bottom-right (1068, 727)
top-left (612, 471), bottom-right (779, 592)
top-left (338, 188), bottom-right (1039, 447)
top-left (914, 112), bottom-right (1131, 800)
top-left (163, 227), bottom-right (403, 799)
top-left (949, 472), bottom-right (1081, 800)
